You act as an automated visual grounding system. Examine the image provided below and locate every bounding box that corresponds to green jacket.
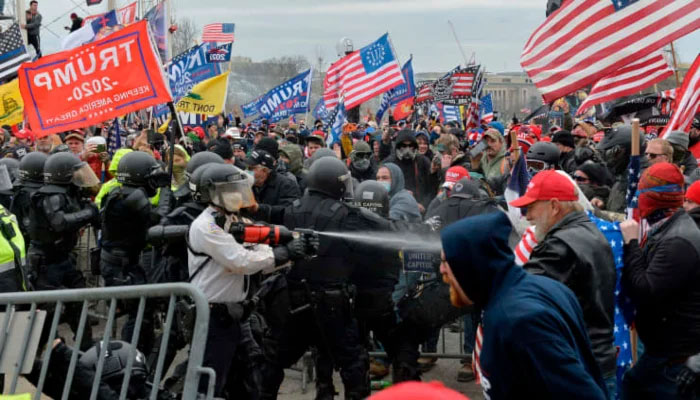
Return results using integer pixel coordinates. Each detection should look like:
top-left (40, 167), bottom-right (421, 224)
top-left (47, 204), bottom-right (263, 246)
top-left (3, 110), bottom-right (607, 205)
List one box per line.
top-left (479, 147), bottom-right (510, 180)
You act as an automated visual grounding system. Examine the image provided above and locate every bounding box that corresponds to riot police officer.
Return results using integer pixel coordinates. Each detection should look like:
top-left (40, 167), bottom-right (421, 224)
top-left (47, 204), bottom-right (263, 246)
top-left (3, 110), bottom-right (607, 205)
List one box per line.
top-left (100, 151), bottom-right (169, 354)
top-left (187, 163), bottom-right (306, 397)
top-left (258, 157), bottom-right (394, 400)
top-left (171, 151), bottom-right (225, 209)
top-left (11, 152), bottom-right (48, 243)
top-left (0, 158), bottom-right (19, 209)
top-left (0, 164), bottom-right (27, 294)
top-left (28, 151), bottom-right (100, 347)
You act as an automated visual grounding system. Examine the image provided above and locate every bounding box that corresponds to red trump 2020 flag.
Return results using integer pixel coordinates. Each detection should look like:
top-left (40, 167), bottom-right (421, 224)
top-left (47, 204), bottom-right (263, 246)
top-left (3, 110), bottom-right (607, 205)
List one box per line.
top-left (521, 0), bottom-right (700, 103)
top-left (323, 33), bottom-right (404, 111)
top-left (18, 20), bottom-right (172, 137)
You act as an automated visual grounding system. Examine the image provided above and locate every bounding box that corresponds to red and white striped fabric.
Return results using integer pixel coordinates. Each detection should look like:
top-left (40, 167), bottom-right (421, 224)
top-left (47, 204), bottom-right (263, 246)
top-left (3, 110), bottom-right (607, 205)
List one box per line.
top-left (451, 72), bottom-right (474, 97)
top-left (473, 225), bottom-right (539, 384)
top-left (201, 23), bottom-right (235, 43)
top-left (521, 0), bottom-right (700, 103)
top-left (576, 51), bottom-right (673, 115)
top-left (660, 54), bottom-right (700, 138)
top-left (323, 35), bottom-right (404, 110)
top-left (465, 99), bottom-right (480, 130)
top-left (416, 83), bottom-right (433, 103)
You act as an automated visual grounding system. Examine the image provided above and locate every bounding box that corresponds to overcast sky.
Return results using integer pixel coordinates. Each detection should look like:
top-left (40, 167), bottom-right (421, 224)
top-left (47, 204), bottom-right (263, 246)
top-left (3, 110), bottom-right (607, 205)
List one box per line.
top-left (35, 0), bottom-right (699, 74)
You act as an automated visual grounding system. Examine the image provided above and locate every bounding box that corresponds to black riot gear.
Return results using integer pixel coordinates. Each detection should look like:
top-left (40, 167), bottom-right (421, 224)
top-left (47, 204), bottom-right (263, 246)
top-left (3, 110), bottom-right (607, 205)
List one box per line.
top-left (116, 151), bottom-right (169, 197)
top-left (198, 164), bottom-right (255, 213)
top-left (0, 158), bottom-right (19, 183)
top-left (186, 151), bottom-right (225, 178)
top-left (305, 156), bottom-right (354, 200)
top-left (43, 152), bottom-right (84, 185)
top-left (80, 340), bottom-right (149, 398)
top-left (353, 180), bottom-right (389, 218)
top-left (18, 152), bottom-right (47, 184)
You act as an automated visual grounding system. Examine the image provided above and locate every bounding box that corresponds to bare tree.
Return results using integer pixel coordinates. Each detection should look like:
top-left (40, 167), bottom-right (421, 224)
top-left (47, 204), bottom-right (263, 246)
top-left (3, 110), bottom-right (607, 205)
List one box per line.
top-left (171, 17), bottom-right (198, 56)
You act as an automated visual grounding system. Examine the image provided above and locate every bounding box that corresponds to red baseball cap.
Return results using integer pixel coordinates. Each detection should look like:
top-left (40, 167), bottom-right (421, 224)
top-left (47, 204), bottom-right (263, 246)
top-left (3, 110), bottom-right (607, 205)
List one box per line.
top-left (443, 166), bottom-right (470, 189)
top-left (509, 170), bottom-right (578, 207)
top-left (368, 381), bottom-right (469, 400)
top-left (686, 181), bottom-right (700, 204)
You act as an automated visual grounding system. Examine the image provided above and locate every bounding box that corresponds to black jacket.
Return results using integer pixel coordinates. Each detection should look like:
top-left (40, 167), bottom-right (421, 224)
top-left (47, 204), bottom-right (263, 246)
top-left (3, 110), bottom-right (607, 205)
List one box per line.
top-left (559, 150), bottom-right (578, 174)
top-left (623, 210), bottom-right (700, 359)
top-left (524, 211), bottom-right (617, 376)
top-left (682, 152), bottom-right (698, 176)
top-left (381, 153), bottom-right (437, 209)
top-left (253, 170), bottom-right (300, 207)
top-left (690, 207), bottom-right (700, 229)
top-left (348, 157), bottom-right (378, 183)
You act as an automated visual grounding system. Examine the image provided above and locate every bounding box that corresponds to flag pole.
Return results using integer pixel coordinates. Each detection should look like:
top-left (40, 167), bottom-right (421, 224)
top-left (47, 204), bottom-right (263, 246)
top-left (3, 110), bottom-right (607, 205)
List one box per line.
top-left (167, 101), bottom-right (183, 178)
top-left (669, 42), bottom-right (681, 87)
top-left (448, 20), bottom-right (470, 67)
top-left (304, 66), bottom-right (313, 126)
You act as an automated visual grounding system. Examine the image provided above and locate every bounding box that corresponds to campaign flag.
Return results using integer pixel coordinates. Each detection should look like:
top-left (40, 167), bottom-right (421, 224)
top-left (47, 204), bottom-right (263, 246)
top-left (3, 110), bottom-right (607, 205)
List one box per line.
top-left (327, 99), bottom-right (346, 147)
top-left (313, 98), bottom-right (330, 123)
top-left (521, 0), bottom-right (700, 103)
top-left (577, 51), bottom-right (674, 115)
top-left (256, 69), bottom-right (312, 123)
top-left (437, 102), bottom-right (460, 124)
top-left (18, 21), bottom-right (172, 137)
top-left (241, 96), bottom-right (263, 119)
top-left (0, 80), bottom-right (23, 126)
top-left (62, 9), bottom-right (119, 50)
top-left (0, 24), bottom-right (30, 81)
top-left (83, 2), bottom-right (136, 26)
top-left (323, 33), bottom-right (404, 110)
top-left (175, 72), bottom-right (229, 115)
top-left (376, 58), bottom-right (415, 122)
top-left (202, 23), bottom-right (235, 43)
top-left (166, 43), bottom-right (224, 104)
top-left (144, 1), bottom-right (168, 61)
top-left (206, 43), bottom-right (232, 63)
top-left (660, 54), bottom-right (700, 138)
top-left (480, 93), bottom-right (494, 124)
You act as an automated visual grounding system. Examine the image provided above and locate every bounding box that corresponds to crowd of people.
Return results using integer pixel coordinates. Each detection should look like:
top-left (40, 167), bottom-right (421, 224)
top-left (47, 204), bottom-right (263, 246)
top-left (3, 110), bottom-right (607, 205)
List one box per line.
top-left (0, 104), bottom-right (698, 400)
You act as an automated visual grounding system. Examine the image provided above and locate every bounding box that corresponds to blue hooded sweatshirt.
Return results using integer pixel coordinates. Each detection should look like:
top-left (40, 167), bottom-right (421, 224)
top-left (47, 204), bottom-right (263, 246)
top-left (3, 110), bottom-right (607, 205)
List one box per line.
top-left (382, 162), bottom-right (422, 223)
top-left (441, 212), bottom-right (606, 400)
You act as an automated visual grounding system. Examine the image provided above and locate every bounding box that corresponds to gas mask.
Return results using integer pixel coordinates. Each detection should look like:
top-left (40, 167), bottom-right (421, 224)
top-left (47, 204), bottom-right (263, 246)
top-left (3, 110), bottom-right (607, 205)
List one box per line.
top-left (396, 146), bottom-right (417, 161)
top-left (352, 158), bottom-right (370, 171)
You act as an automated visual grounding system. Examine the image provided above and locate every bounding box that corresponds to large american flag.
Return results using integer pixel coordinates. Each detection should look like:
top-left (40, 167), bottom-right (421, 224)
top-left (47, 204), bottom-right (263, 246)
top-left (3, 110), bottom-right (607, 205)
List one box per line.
top-left (521, 0), bottom-right (700, 103)
top-left (415, 82), bottom-right (434, 104)
top-left (577, 51), bottom-right (674, 115)
top-left (0, 24), bottom-right (30, 80)
top-left (201, 23), bottom-right (235, 43)
top-left (660, 54), bottom-right (700, 137)
top-left (450, 71), bottom-right (474, 97)
top-left (323, 33), bottom-right (404, 110)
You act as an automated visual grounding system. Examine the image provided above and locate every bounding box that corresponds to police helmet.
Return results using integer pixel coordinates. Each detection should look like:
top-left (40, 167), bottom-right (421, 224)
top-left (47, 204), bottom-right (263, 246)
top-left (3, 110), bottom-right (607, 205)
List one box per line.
top-left (353, 180), bottom-right (389, 218)
top-left (18, 151), bottom-right (48, 184)
top-left (80, 340), bottom-right (148, 399)
top-left (43, 152), bottom-right (99, 187)
top-left (199, 164), bottom-right (256, 213)
top-left (185, 151), bottom-right (225, 178)
top-left (306, 156), bottom-right (354, 200)
top-left (0, 158), bottom-right (20, 183)
top-left (189, 163), bottom-right (215, 203)
top-left (116, 151), bottom-right (169, 195)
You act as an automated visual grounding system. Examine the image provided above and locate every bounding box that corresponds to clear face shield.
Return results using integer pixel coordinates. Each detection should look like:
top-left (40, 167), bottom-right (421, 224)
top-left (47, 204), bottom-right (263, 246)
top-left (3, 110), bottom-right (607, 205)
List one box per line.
top-left (0, 165), bottom-right (13, 192)
top-left (71, 163), bottom-right (100, 188)
top-left (209, 180), bottom-right (257, 213)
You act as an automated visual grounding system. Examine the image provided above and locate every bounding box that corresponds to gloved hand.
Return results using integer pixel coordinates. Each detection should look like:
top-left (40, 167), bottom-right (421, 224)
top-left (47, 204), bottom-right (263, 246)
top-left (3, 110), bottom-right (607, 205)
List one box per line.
top-left (677, 354), bottom-right (700, 397)
top-left (285, 238), bottom-right (306, 260)
top-left (302, 232), bottom-right (320, 256)
top-left (273, 246), bottom-right (290, 265)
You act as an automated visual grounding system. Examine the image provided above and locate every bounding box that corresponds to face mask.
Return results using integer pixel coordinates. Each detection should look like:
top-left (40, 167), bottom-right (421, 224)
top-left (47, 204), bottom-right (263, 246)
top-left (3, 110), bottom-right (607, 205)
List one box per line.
top-left (173, 164), bottom-right (186, 173)
top-left (380, 181), bottom-right (391, 193)
top-left (353, 158), bottom-right (370, 171)
top-left (397, 147), bottom-right (416, 161)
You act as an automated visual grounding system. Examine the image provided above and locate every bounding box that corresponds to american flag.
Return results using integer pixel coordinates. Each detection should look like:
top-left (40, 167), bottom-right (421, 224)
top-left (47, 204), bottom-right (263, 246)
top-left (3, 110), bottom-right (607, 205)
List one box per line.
top-left (520, 0), bottom-right (700, 103)
top-left (480, 93), bottom-right (494, 124)
top-left (577, 51), bottom-right (673, 115)
top-left (323, 33), bottom-right (404, 111)
top-left (660, 54), bottom-right (700, 138)
top-left (464, 98), bottom-right (480, 130)
top-left (504, 152), bottom-right (530, 219)
top-left (107, 118), bottom-right (122, 159)
top-left (201, 23), bottom-right (235, 43)
top-left (626, 151), bottom-right (641, 220)
top-left (415, 82), bottom-right (434, 104)
top-left (0, 24), bottom-right (30, 80)
top-left (450, 71), bottom-right (474, 97)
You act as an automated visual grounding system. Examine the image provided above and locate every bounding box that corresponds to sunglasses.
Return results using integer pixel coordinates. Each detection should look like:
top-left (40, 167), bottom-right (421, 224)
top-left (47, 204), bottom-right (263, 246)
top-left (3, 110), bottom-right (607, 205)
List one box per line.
top-left (645, 153), bottom-right (664, 160)
top-left (526, 159), bottom-right (546, 172)
top-left (573, 174), bottom-right (589, 182)
top-left (354, 152), bottom-right (372, 159)
top-left (396, 143), bottom-right (417, 150)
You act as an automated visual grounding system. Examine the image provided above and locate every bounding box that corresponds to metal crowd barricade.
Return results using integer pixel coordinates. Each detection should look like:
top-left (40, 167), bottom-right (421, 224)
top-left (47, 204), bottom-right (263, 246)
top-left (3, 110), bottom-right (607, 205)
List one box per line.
top-left (0, 283), bottom-right (214, 400)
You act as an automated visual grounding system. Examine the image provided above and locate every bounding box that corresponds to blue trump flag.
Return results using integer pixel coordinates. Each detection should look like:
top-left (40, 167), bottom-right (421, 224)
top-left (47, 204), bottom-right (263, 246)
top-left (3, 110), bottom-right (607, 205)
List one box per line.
top-left (256, 69), bottom-right (312, 123)
top-left (327, 99), bottom-right (346, 147)
top-left (241, 96), bottom-right (263, 119)
top-left (312, 98), bottom-right (331, 124)
top-left (376, 58), bottom-right (415, 122)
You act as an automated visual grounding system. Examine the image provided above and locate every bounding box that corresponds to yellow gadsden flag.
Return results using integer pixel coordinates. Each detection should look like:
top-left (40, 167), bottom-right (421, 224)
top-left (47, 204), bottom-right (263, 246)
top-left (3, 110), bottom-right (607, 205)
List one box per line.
top-left (175, 72), bottom-right (229, 115)
top-left (0, 79), bottom-right (24, 127)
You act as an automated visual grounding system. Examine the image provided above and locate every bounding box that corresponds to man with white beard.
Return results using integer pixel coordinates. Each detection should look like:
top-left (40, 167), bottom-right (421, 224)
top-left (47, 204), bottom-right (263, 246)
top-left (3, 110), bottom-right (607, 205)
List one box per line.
top-left (509, 170), bottom-right (618, 397)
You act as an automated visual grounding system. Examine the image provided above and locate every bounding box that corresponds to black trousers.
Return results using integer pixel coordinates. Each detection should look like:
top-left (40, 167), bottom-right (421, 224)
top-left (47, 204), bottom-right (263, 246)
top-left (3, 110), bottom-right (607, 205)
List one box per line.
top-left (27, 34), bottom-right (41, 58)
top-left (260, 289), bottom-right (370, 400)
top-left (199, 305), bottom-right (242, 396)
